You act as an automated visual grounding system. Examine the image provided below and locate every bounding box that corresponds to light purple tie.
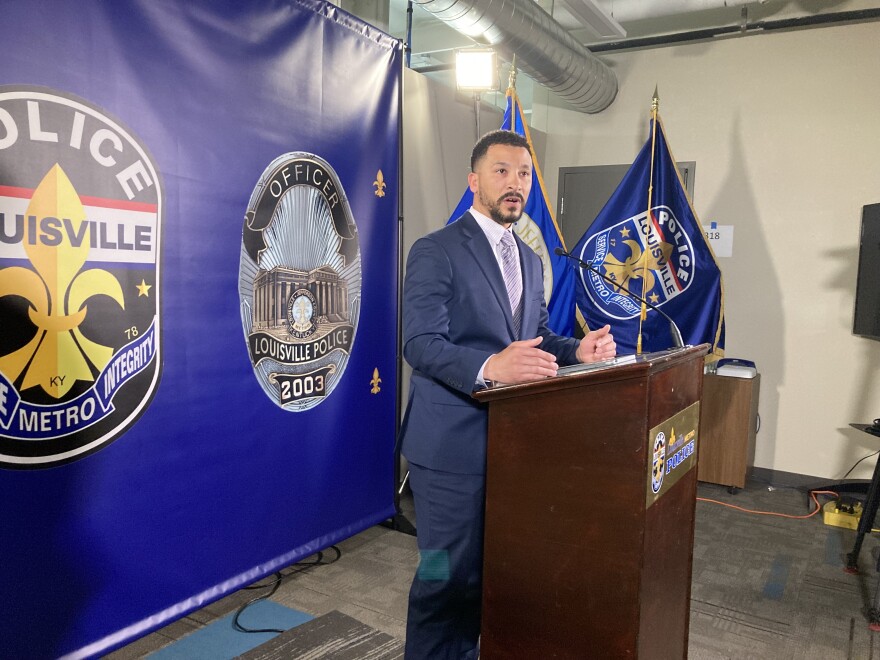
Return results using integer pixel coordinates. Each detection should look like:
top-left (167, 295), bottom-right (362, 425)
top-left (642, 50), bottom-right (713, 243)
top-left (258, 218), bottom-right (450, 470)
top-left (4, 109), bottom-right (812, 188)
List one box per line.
top-left (500, 231), bottom-right (523, 337)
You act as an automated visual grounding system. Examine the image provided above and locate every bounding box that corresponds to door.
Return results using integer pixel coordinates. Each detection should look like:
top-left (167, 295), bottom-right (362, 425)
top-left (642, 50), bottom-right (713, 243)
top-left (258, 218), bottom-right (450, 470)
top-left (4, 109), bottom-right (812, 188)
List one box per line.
top-left (556, 162), bottom-right (696, 249)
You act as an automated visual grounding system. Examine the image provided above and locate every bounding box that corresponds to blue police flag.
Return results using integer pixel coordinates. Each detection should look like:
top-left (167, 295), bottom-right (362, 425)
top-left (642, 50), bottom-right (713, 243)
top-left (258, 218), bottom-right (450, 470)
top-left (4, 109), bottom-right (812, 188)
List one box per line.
top-left (573, 114), bottom-right (724, 356)
top-left (449, 87), bottom-right (576, 336)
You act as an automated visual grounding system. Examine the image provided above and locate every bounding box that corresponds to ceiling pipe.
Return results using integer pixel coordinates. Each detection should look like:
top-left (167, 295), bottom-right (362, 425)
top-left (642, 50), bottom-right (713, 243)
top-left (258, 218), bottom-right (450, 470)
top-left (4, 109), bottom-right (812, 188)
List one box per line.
top-left (587, 8), bottom-right (880, 53)
top-left (592, 0), bottom-right (772, 23)
top-left (411, 0), bottom-right (618, 113)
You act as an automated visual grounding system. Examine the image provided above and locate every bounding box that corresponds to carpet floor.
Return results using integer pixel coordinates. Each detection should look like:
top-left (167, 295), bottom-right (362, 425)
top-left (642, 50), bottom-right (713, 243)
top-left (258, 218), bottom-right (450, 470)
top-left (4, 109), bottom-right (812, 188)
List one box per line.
top-left (106, 479), bottom-right (880, 659)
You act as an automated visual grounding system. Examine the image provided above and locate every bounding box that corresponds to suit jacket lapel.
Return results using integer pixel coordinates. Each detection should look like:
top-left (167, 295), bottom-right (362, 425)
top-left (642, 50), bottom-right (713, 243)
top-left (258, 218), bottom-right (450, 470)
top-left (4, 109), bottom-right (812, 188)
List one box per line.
top-left (458, 213), bottom-right (517, 338)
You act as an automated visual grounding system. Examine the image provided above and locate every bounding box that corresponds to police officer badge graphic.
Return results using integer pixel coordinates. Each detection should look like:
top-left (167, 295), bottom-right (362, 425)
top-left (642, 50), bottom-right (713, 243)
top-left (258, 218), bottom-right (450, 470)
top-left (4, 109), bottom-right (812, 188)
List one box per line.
top-left (239, 153), bottom-right (359, 412)
top-left (0, 86), bottom-right (162, 469)
top-left (578, 206), bottom-right (695, 320)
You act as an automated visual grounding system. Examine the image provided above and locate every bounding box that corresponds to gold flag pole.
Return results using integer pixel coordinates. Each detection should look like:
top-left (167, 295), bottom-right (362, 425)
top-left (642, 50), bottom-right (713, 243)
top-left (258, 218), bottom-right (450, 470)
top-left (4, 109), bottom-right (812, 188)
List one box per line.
top-left (636, 87), bottom-right (660, 354)
top-left (508, 54), bottom-right (517, 94)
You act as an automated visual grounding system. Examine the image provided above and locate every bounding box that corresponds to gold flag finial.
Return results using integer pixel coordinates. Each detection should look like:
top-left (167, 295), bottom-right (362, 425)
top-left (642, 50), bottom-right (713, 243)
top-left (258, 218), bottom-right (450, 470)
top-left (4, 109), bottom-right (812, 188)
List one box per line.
top-left (508, 55), bottom-right (517, 91)
top-left (651, 86), bottom-right (659, 113)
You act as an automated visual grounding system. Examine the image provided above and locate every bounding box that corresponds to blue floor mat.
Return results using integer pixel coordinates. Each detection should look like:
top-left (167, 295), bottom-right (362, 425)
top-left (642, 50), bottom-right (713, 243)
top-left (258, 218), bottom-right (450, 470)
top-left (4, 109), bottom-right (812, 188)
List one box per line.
top-left (147, 600), bottom-right (313, 660)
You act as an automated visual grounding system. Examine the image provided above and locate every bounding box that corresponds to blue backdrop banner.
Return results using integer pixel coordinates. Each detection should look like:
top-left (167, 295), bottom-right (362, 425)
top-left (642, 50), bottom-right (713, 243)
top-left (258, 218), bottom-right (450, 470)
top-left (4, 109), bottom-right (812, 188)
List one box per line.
top-left (0, 1), bottom-right (401, 657)
top-left (448, 87), bottom-right (576, 336)
top-left (572, 115), bottom-right (724, 356)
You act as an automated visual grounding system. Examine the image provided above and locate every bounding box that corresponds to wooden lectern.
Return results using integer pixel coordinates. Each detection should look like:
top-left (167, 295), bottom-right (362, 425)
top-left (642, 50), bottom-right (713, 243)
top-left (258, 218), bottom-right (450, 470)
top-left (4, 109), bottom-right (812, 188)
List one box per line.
top-left (473, 345), bottom-right (708, 659)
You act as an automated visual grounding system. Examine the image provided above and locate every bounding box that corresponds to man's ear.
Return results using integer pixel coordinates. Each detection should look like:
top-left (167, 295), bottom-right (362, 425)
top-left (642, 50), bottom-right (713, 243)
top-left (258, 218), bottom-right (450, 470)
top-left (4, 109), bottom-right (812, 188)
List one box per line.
top-left (467, 171), bottom-right (478, 193)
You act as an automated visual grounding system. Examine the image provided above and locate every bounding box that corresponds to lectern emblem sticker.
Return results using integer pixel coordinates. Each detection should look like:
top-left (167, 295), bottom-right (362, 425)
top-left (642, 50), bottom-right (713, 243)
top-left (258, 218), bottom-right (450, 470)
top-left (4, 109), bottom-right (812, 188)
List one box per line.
top-left (239, 153), bottom-right (360, 411)
top-left (646, 403), bottom-right (700, 507)
top-left (0, 86), bottom-right (162, 469)
top-left (651, 432), bottom-right (667, 494)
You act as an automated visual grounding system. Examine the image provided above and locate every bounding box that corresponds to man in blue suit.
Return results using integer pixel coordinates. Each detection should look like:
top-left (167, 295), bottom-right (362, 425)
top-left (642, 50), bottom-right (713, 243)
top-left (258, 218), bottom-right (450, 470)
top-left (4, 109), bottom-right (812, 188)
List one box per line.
top-left (400, 130), bottom-right (616, 658)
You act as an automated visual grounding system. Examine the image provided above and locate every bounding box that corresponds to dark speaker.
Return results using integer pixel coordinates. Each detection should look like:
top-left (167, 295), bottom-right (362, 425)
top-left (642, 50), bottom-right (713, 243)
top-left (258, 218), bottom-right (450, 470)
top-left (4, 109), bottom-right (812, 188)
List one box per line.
top-left (853, 203), bottom-right (880, 340)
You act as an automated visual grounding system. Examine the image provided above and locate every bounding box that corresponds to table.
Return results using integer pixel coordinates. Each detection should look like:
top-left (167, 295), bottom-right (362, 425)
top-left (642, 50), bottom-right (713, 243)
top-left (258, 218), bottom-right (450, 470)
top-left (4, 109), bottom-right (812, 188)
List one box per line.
top-left (697, 373), bottom-right (760, 490)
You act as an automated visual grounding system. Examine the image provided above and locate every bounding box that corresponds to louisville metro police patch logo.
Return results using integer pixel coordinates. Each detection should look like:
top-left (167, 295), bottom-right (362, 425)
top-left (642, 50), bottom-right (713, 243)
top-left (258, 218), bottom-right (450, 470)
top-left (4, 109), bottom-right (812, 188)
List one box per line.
top-left (651, 431), bottom-right (666, 494)
top-left (578, 206), bottom-right (694, 320)
top-left (239, 153), bottom-right (359, 411)
top-left (0, 87), bottom-right (162, 469)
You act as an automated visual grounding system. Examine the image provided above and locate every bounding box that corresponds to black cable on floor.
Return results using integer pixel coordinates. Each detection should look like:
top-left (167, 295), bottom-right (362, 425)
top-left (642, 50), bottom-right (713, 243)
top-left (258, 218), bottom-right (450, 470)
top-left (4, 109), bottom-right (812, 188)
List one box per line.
top-left (232, 572), bottom-right (286, 634)
top-left (232, 545), bottom-right (342, 635)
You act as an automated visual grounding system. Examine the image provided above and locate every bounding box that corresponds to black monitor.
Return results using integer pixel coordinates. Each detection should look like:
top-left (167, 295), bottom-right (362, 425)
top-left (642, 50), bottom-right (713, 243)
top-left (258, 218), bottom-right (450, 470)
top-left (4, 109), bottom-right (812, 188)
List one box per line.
top-left (853, 203), bottom-right (880, 341)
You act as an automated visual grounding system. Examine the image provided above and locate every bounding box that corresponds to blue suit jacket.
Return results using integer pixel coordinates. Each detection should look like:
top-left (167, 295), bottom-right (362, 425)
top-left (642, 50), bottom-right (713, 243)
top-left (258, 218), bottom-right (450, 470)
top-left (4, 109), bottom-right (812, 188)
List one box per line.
top-left (400, 212), bottom-right (580, 475)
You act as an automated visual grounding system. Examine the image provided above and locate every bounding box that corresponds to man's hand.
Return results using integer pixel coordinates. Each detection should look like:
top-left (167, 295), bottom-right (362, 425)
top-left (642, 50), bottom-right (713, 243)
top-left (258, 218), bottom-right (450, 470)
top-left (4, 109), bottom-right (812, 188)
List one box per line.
top-left (484, 337), bottom-right (558, 384)
top-left (576, 324), bottom-right (616, 363)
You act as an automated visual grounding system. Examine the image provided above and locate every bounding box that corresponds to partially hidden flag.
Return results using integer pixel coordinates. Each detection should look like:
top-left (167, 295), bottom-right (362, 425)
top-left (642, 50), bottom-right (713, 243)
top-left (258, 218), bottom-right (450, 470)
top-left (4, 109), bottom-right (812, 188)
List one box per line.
top-left (448, 88), bottom-right (576, 336)
top-left (572, 114), bottom-right (724, 356)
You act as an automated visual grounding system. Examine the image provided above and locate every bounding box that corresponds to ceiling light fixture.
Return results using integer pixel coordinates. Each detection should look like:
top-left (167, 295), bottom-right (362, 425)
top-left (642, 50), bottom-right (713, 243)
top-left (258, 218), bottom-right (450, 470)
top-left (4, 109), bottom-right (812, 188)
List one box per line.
top-left (455, 49), bottom-right (497, 92)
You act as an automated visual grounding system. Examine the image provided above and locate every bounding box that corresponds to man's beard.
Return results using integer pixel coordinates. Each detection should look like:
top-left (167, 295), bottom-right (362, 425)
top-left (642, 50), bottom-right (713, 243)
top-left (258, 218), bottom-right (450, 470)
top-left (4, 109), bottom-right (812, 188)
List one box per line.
top-left (481, 190), bottom-right (524, 225)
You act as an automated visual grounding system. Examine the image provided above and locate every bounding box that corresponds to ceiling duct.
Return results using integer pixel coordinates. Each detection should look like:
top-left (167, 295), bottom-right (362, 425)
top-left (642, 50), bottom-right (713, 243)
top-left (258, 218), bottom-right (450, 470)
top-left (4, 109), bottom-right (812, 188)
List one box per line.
top-left (411, 0), bottom-right (618, 113)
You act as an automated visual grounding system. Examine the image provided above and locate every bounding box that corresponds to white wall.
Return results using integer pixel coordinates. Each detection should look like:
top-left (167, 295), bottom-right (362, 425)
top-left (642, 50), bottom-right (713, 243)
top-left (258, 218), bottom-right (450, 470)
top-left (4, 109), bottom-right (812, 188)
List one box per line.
top-left (530, 21), bottom-right (880, 479)
top-left (402, 69), bottom-right (545, 251)
top-left (402, 69), bottom-right (497, 249)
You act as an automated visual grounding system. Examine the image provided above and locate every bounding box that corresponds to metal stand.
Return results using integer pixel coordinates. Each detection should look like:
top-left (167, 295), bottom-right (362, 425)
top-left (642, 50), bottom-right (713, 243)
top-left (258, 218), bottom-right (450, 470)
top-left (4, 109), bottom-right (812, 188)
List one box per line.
top-left (382, 51), bottom-right (416, 539)
top-left (870, 551), bottom-right (880, 631)
top-left (382, 466), bottom-right (416, 535)
top-left (827, 423), bottom-right (880, 631)
top-left (844, 424), bottom-right (880, 573)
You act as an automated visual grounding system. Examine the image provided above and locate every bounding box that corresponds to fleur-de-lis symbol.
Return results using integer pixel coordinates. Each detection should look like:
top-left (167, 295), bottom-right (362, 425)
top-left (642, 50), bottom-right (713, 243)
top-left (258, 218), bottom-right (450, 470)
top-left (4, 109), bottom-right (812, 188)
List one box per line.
top-left (0, 165), bottom-right (124, 398)
top-left (291, 296), bottom-right (311, 333)
top-left (601, 238), bottom-right (672, 297)
top-left (373, 170), bottom-right (386, 198)
top-left (370, 367), bottom-right (381, 394)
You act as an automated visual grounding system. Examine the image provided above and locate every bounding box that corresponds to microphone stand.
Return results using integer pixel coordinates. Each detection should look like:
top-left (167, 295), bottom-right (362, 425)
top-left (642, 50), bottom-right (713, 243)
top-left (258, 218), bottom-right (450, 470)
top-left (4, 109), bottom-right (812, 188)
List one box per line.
top-left (555, 247), bottom-right (685, 350)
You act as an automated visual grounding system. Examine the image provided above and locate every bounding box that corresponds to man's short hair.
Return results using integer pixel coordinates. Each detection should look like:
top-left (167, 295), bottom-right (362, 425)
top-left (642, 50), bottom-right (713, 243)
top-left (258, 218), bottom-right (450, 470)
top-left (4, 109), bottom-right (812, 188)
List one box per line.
top-left (470, 130), bottom-right (530, 171)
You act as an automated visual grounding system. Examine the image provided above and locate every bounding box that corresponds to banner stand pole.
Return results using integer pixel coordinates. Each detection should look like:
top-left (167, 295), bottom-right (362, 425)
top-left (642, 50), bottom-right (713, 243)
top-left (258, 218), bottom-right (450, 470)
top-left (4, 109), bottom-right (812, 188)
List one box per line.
top-left (384, 41), bottom-right (417, 536)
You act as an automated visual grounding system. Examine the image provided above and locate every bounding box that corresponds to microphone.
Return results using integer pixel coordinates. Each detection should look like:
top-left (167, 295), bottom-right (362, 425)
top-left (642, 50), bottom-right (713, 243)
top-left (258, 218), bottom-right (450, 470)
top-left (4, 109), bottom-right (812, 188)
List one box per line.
top-left (555, 247), bottom-right (685, 349)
